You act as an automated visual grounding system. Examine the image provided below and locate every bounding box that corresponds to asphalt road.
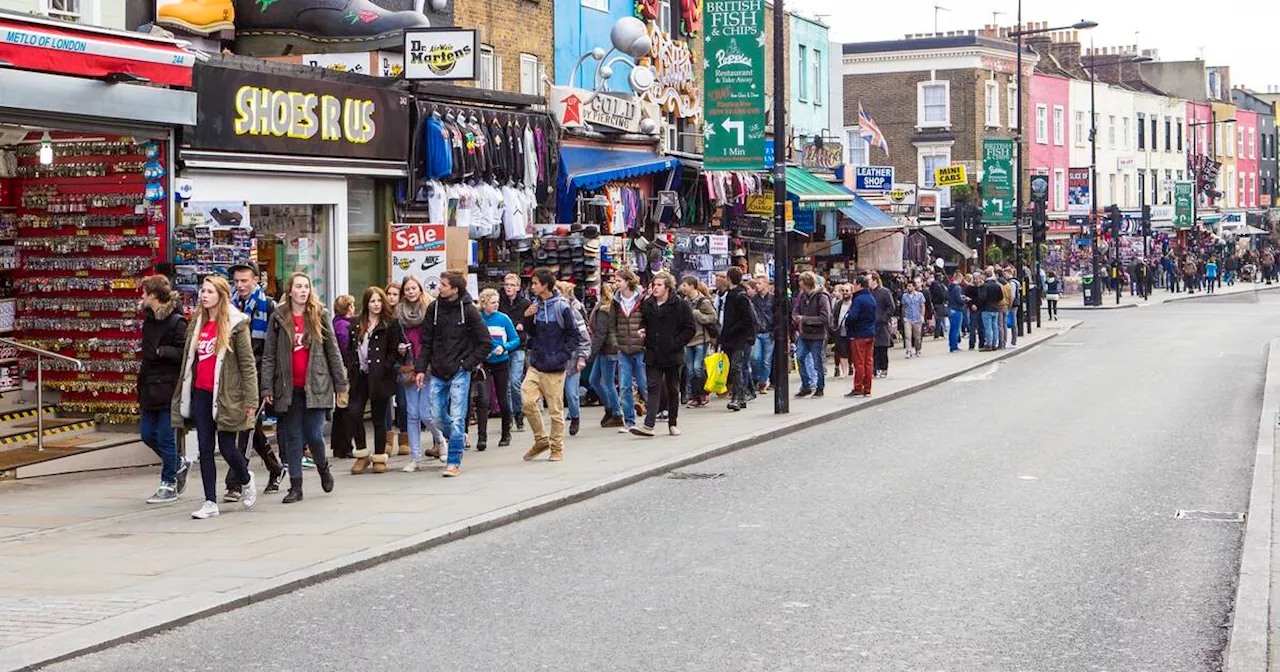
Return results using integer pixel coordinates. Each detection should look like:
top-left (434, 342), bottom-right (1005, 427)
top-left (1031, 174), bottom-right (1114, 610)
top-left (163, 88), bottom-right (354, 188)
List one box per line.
top-left (50, 290), bottom-right (1279, 672)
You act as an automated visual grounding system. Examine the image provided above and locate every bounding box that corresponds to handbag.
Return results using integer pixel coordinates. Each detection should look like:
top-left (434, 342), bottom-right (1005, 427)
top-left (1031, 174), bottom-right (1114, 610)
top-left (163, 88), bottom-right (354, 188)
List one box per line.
top-left (397, 329), bottom-right (417, 386)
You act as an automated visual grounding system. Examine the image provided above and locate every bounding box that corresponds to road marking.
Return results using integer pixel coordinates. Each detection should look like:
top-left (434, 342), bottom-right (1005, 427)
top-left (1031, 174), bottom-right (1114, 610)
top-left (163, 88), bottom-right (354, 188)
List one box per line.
top-left (954, 363), bottom-right (1000, 382)
top-left (1017, 475), bottom-right (1039, 480)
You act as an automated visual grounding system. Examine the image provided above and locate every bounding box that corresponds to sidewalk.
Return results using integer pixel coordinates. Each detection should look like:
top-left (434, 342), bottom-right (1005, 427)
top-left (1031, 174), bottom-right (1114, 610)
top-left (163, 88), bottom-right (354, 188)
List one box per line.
top-left (1058, 279), bottom-right (1280, 311)
top-left (0, 319), bottom-right (1078, 671)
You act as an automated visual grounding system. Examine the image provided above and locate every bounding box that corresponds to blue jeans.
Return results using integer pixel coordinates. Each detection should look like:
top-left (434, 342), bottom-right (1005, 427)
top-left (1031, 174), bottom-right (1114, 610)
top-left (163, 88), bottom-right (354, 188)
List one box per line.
top-left (685, 343), bottom-right (707, 398)
top-left (278, 386), bottom-right (329, 482)
top-left (386, 383), bottom-right (407, 433)
top-left (564, 367), bottom-right (581, 420)
top-left (429, 370), bottom-right (471, 466)
top-left (508, 350), bottom-right (526, 421)
top-left (404, 382), bottom-right (444, 461)
top-left (981, 311), bottom-right (999, 348)
top-left (589, 355), bottom-right (620, 416)
top-left (139, 408), bottom-right (180, 484)
top-left (752, 333), bottom-right (774, 386)
top-left (796, 338), bottom-right (825, 391)
top-left (191, 389), bottom-right (250, 503)
top-left (616, 351), bottom-right (647, 426)
top-left (948, 309), bottom-right (964, 352)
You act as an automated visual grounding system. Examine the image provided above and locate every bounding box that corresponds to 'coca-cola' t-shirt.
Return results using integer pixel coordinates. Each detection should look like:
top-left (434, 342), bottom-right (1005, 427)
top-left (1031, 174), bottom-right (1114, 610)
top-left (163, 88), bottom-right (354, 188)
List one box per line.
top-left (195, 320), bottom-right (218, 391)
top-left (292, 315), bottom-right (309, 388)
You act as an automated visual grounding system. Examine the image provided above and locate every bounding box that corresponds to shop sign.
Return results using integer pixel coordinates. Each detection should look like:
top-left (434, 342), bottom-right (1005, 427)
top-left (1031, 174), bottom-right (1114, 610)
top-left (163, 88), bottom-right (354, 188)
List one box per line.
top-left (1173, 180), bottom-right (1194, 228)
top-left (745, 194), bottom-right (793, 220)
top-left (1116, 156), bottom-right (1135, 171)
top-left (402, 28), bottom-right (477, 81)
top-left (889, 182), bottom-right (916, 205)
top-left (377, 51), bottom-right (405, 78)
top-left (1029, 174), bottom-right (1049, 203)
top-left (934, 164), bottom-right (967, 187)
top-left (389, 223), bottom-right (446, 286)
top-left (918, 190), bottom-right (939, 222)
top-left (980, 137), bottom-right (1013, 223)
top-left (639, 23), bottom-right (701, 120)
top-left (801, 142), bottom-right (842, 171)
top-left (702, 0), bottom-right (765, 170)
top-left (549, 85), bottom-right (659, 134)
top-left (1067, 167), bottom-right (1091, 216)
top-left (853, 166), bottom-right (894, 192)
top-left (190, 66), bottom-right (411, 161)
top-left (301, 53), bottom-right (369, 75)
top-left (0, 16), bottom-right (195, 87)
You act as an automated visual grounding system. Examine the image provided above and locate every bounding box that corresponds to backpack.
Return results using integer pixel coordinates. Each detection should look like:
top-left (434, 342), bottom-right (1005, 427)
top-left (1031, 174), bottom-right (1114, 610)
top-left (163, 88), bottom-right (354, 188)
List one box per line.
top-left (696, 295), bottom-right (721, 341)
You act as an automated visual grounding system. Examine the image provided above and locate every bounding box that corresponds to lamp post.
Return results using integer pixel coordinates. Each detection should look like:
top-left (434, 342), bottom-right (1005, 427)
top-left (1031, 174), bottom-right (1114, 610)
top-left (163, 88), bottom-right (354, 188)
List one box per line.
top-left (1008, 13), bottom-right (1096, 327)
top-left (1188, 116), bottom-right (1236, 234)
top-left (771, 0), bottom-right (789, 413)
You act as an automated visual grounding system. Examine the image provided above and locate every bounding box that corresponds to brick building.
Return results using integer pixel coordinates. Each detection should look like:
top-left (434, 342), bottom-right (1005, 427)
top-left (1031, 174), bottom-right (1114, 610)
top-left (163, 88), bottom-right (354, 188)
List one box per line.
top-left (456, 0), bottom-right (553, 97)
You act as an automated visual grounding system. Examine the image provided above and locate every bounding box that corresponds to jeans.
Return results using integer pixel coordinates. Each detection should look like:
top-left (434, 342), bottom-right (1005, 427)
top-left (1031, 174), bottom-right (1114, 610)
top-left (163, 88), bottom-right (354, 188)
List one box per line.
top-left (522, 368), bottom-right (567, 453)
top-left (277, 386), bottom-right (329, 484)
top-left (996, 308), bottom-right (1009, 348)
top-left (874, 345), bottom-right (889, 373)
top-left (616, 351), bottom-right (647, 427)
top-left (348, 374), bottom-right (390, 455)
top-left (404, 382), bottom-right (445, 461)
top-left (508, 349), bottom-right (526, 421)
top-left (727, 347), bottom-right (750, 404)
top-left (684, 343), bottom-right (707, 398)
top-left (139, 408), bottom-right (180, 484)
top-left (796, 338), bottom-right (825, 391)
top-left (229, 414), bottom-right (281, 491)
top-left (752, 333), bottom-right (775, 386)
top-left (933, 305), bottom-right (948, 337)
top-left (589, 355), bottom-right (620, 417)
top-left (852, 338), bottom-right (874, 394)
top-left (644, 365), bottom-right (682, 427)
top-left (563, 366), bottom-right (582, 420)
top-left (474, 360), bottom-right (511, 442)
top-left (966, 310), bottom-right (978, 349)
top-left (192, 388), bottom-right (249, 503)
top-left (981, 311), bottom-right (999, 348)
top-left (428, 369), bottom-right (471, 466)
top-left (948, 309), bottom-right (964, 351)
top-left (386, 383), bottom-right (407, 433)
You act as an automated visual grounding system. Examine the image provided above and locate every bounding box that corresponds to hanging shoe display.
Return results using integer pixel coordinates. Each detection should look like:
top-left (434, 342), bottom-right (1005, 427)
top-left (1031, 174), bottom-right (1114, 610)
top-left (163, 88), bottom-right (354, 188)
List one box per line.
top-left (232, 0), bottom-right (431, 56)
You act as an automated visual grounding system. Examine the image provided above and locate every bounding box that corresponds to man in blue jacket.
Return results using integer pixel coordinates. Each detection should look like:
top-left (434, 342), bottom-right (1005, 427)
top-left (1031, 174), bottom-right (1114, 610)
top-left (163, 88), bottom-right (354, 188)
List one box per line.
top-left (521, 268), bottom-right (582, 462)
top-left (842, 275), bottom-right (878, 398)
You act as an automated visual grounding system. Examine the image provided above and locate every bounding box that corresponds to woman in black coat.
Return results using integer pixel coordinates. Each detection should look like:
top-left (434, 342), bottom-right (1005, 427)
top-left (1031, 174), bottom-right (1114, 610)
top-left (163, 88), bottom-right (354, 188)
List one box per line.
top-left (347, 286), bottom-right (403, 474)
top-left (138, 274), bottom-right (190, 504)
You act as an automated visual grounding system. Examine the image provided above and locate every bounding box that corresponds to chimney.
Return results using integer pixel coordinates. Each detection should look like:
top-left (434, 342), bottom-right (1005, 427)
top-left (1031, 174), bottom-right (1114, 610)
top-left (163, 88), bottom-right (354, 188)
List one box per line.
top-left (1052, 37), bottom-right (1083, 77)
top-left (1026, 33), bottom-right (1054, 67)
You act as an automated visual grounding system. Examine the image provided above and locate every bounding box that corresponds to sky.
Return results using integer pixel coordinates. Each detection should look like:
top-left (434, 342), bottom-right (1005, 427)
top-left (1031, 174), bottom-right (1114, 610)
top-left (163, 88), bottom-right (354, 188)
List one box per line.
top-left (786, 0), bottom-right (1275, 92)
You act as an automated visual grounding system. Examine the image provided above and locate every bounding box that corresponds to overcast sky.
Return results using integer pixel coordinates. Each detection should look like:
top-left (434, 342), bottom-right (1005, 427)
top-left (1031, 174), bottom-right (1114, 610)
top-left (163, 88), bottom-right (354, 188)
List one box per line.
top-left (788, 0), bottom-right (1275, 91)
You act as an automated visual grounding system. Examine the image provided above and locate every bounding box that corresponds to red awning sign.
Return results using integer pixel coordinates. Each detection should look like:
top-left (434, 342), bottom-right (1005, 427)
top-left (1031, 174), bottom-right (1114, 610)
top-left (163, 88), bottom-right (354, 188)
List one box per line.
top-left (0, 17), bottom-right (194, 87)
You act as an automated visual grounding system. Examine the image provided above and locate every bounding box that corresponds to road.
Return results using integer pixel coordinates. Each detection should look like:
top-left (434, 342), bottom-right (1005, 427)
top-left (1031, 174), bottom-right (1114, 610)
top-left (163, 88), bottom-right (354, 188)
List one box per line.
top-left (50, 291), bottom-right (1278, 672)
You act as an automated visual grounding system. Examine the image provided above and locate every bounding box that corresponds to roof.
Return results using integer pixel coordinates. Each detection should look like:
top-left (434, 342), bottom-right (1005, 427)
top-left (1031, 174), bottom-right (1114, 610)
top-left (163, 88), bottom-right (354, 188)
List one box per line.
top-left (785, 167), bottom-right (854, 210)
top-left (843, 34), bottom-right (1027, 56)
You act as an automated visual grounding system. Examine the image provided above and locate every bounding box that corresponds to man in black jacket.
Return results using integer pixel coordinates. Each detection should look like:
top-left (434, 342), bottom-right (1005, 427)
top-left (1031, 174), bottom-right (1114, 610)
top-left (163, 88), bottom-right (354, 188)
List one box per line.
top-left (631, 272), bottom-right (695, 436)
top-left (928, 273), bottom-right (949, 338)
top-left (415, 271), bottom-right (493, 477)
top-left (139, 274), bottom-right (190, 504)
top-left (720, 267), bottom-right (758, 409)
top-left (979, 269), bottom-right (1003, 351)
top-left (499, 273), bottom-right (533, 431)
top-left (792, 271), bottom-right (831, 398)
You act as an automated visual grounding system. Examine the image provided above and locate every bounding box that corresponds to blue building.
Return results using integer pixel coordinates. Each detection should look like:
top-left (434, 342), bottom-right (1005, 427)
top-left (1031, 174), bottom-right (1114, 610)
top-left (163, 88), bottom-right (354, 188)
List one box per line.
top-left (554, 0), bottom-right (637, 91)
top-left (788, 14), bottom-right (831, 143)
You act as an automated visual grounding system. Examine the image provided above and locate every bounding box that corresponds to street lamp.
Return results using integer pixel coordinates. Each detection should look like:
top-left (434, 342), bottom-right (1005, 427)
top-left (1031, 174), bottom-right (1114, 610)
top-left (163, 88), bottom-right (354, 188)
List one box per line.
top-left (1188, 117), bottom-right (1236, 232)
top-left (1009, 11), bottom-right (1096, 328)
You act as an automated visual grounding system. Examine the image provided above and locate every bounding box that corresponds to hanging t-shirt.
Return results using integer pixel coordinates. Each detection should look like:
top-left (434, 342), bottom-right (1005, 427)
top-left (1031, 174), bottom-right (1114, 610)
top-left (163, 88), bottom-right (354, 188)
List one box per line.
top-left (292, 315), bottom-right (309, 389)
top-left (194, 320), bottom-right (218, 392)
top-left (425, 180), bottom-right (447, 224)
top-left (501, 184), bottom-right (529, 240)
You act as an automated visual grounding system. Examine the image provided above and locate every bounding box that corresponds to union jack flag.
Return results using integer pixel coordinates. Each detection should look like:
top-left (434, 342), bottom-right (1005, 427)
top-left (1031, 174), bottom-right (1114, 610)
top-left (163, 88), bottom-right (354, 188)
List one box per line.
top-left (859, 103), bottom-right (889, 157)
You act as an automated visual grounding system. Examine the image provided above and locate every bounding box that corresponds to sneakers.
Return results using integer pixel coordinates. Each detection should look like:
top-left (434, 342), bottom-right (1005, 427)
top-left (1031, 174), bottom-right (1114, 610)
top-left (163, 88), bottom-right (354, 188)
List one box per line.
top-left (222, 489), bottom-right (242, 503)
top-left (618, 424), bottom-right (634, 434)
top-left (548, 450), bottom-right (563, 462)
top-left (727, 401), bottom-right (742, 412)
top-left (174, 459), bottom-right (191, 495)
top-left (795, 388), bottom-right (812, 398)
top-left (146, 483), bottom-right (177, 504)
top-left (241, 471), bottom-right (258, 509)
top-left (402, 460), bottom-right (421, 472)
top-left (442, 465), bottom-right (460, 477)
top-left (523, 442), bottom-right (550, 460)
top-left (302, 456), bottom-right (316, 469)
top-left (669, 425), bottom-right (682, 436)
top-left (569, 417), bottom-right (580, 436)
top-left (515, 417), bottom-right (526, 432)
top-left (812, 389), bottom-right (825, 399)
top-left (629, 424), bottom-right (655, 437)
top-left (264, 467), bottom-right (284, 494)
top-left (656, 410), bottom-right (670, 422)
top-left (191, 500), bottom-right (220, 519)
top-left (905, 351), bottom-right (914, 359)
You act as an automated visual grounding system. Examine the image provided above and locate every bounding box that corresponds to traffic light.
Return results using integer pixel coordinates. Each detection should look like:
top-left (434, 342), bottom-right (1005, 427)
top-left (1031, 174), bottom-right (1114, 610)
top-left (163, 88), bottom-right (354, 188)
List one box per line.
top-left (1107, 204), bottom-right (1123, 238)
top-left (1141, 204), bottom-right (1152, 237)
top-left (1032, 199), bottom-right (1048, 242)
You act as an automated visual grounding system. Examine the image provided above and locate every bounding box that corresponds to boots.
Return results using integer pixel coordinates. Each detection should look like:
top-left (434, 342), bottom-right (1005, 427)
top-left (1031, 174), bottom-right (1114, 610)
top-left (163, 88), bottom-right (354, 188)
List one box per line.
top-left (499, 416), bottom-right (513, 446)
top-left (232, 0), bottom-right (430, 56)
top-left (371, 452), bottom-right (389, 474)
top-left (261, 450), bottom-right (284, 494)
top-left (156, 0), bottom-right (234, 36)
top-left (351, 447), bottom-right (371, 475)
top-left (318, 464), bottom-right (334, 493)
top-left (282, 477), bottom-right (303, 504)
top-left (383, 431), bottom-right (395, 456)
top-left (397, 431), bottom-right (412, 456)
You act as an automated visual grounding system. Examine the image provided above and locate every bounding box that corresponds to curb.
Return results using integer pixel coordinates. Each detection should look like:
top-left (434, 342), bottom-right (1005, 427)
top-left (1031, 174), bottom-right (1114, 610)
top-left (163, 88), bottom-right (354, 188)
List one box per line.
top-left (1058, 284), bottom-right (1280, 311)
top-left (3, 323), bottom-right (1077, 672)
top-left (1058, 302), bottom-right (1138, 311)
top-left (1223, 337), bottom-right (1280, 672)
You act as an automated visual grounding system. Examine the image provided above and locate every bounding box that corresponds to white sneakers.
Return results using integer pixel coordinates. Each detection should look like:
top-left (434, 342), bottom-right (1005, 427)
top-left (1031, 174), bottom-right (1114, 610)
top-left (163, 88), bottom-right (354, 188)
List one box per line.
top-left (191, 501), bottom-right (220, 519)
top-left (402, 460), bottom-right (421, 472)
top-left (191, 470), bottom-right (256, 519)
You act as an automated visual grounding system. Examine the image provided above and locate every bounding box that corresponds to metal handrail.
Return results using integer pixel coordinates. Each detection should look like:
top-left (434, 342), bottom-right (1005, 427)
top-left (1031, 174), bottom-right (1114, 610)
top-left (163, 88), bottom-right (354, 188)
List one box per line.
top-left (0, 337), bottom-right (85, 452)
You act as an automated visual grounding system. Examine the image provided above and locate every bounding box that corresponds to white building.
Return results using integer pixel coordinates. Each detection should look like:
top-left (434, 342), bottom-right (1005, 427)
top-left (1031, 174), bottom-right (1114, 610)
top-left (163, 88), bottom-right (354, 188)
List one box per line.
top-left (1068, 78), bottom-right (1142, 210)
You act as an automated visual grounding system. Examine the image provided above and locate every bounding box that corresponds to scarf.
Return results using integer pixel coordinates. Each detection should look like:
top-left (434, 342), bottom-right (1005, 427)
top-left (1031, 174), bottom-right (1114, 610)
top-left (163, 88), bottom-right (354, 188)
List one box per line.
top-left (397, 298), bottom-right (427, 329)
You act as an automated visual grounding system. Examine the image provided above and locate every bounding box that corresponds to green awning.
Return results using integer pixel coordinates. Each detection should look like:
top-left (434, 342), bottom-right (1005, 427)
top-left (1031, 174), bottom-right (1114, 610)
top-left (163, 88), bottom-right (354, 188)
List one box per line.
top-left (785, 167), bottom-right (855, 210)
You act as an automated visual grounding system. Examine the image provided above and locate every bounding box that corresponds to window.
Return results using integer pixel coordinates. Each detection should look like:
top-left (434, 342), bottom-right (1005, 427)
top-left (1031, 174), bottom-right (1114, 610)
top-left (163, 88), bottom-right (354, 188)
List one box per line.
top-left (1150, 170), bottom-right (1158, 205)
top-left (985, 80), bottom-right (999, 127)
top-left (919, 144), bottom-right (952, 188)
top-left (797, 45), bottom-right (808, 101)
top-left (1165, 169), bottom-right (1174, 204)
top-left (1250, 128), bottom-right (1256, 158)
top-left (1122, 173), bottom-right (1131, 207)
top-left (1137, 113), bottom-right (1146, 150)
top-left (1054, 169), bottom-right (1066, 211)
top-left (1108, 173), bottom-right (1116, 205)
top-left (1053, 106), bottom-right (1064, 146)
top-left (1238, 126), bottom-right (1245, 158)
top-left (1215, 124), bottom-right (1223, 157)
top-left (845, 130), bottom-right (869, 166)
top-left (1176, 118), bottom-right (1183, 151)
top-left (1007, 83), bottom-right (1017, 128)
top-left (664, 113), bottom-right (677, 153)
top-left (519, 54), bottom-right (540, 96)
top-left (580, 0), bottom-right (607, 10)
top-left (917, 81), bottom-right (950, 128)
top-left (1122, 117), bottom-right (1130, 148)
top-left (659, 0), bottom-right (672, 34)
top-left (1075, 111), bottom-right (1085, 146)
top-left (1164, 117), bottom-right (1172, 152)
top-left (1035, 104), bottom-right (1047, 144)
top-left (42, 0), bottom-right (82, 21)
top-left (478, 46), bottom-right (496, 91)
top-left (1251, 173), bottom-right (1257, 207)
top-left (813, 50), bottom-right (822, 105)
top-left (1108, 115), bottom-right (1116, 148)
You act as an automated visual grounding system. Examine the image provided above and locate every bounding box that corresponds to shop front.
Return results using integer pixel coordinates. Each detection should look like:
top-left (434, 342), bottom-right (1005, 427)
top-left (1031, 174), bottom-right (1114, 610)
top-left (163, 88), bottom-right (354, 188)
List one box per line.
top-left (179, 57), bottom-right (413, 304)
top-left (0, 14), bottom-right (196, 437)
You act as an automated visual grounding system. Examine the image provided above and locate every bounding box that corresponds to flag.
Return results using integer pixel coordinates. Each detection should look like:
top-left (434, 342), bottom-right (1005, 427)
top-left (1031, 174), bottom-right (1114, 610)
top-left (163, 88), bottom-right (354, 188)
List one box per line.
top-left (859, 103), bottom-right (889, 157)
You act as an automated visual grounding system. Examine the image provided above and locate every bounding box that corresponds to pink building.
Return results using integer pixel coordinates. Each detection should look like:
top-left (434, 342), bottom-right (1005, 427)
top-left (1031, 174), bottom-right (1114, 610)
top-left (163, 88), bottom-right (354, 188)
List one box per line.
top-left (1236, 109), bottom-right (1259, 208)
top-left (1029, 71), bottom-right (1072, 215)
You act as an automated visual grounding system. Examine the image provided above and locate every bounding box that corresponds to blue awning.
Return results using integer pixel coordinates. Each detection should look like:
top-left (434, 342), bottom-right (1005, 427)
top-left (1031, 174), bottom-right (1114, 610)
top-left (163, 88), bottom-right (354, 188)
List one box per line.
top-left (836, 187), bottom-right (903, 230)
top-left (558, 145), bottom-right (679, 222)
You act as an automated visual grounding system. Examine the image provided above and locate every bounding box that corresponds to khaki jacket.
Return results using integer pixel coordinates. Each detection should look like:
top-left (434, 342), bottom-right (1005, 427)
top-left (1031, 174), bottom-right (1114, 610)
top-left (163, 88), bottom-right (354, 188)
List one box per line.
top-left (261, 304), bottom-right (349, 414)
top-left (170, 309), bottom-right (258, 432)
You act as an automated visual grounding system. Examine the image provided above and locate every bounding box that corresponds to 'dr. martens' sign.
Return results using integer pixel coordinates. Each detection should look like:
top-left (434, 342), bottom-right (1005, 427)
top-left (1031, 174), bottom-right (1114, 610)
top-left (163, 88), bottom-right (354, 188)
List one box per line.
top-left (189, 66), bottom-right (411, 161)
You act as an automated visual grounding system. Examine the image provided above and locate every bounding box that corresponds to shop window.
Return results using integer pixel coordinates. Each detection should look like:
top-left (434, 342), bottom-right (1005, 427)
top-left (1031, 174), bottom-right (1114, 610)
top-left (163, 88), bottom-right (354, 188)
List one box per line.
top-left (347, 178), bottom-right (376, 235)
top-left (42, 0), bottom-right (82, 22)
top-left (581, 0), bottom-right (607, 11)
top-left (251, 204), bottom-right (332, 304)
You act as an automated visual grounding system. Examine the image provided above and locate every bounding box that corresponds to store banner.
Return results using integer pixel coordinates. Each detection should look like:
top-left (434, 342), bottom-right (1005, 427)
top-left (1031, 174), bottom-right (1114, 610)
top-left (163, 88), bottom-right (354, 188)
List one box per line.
top-left (853, 166), bottom-right (894, 192)
top-left (1173, 181), bottom-right (1194, 229)
top-left (389, 223), bottom-right (446, 288)
top-left (980, 137), bottom-right (1013, 223)
top-left (549, 85), bottom-right (660, 134)
top-left (934, 164), bottom-right (966, 187)
top-left (1067, 167), bottom-right (1091, 217)
top-left (0, 16), bottom-right (195, 87)
top-left (402, 29), bottom-right (477, 81)
top-left (702, 0), bottom-right (766, 170)
top-left (189, 66), bottom-right (411, 162)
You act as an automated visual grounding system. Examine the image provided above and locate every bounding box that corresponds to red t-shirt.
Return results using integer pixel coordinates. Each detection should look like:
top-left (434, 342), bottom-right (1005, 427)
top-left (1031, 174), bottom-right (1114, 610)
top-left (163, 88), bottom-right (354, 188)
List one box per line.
top-left (292, 315), bottom-right (309, 388)
top-left (194, 320), bottom-right (218, 391)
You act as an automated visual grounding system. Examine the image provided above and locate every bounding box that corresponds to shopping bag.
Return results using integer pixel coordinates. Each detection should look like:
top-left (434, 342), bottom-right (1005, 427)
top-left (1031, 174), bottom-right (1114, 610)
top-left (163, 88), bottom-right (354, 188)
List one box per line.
top-left (703, 351), bottom-right (729, 395)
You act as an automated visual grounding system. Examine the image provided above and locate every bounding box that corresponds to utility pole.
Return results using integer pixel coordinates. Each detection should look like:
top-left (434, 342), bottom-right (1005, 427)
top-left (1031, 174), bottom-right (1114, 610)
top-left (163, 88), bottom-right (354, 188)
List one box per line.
top-left (770, 0), bottom-right (789, 414)
top-left (1089, 42), bottom-right (1102, 306)
top-left (1013, 0), bottom-right (1026, 335)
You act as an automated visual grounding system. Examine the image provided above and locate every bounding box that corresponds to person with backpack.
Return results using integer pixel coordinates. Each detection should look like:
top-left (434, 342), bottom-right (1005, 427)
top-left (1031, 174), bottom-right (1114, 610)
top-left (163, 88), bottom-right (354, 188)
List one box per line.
top-left (139, 274), bottom-right (190, 504)
top-left (226, 262), bottom-right (285, 497)
top-left (792, 271), bottom-right (831, 397)
top-left (556, 281), bottom-right (591, 437)
top-left (719, 267), bottom-right (757, 410)
top-left (678, 276), bottom-right (718, 408)
top-left (521, 269), bottom-right (582, 461)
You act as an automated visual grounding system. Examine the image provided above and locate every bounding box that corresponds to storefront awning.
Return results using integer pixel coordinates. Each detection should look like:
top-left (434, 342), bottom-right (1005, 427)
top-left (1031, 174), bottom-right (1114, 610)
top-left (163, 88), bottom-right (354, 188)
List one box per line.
top-left (837, 188), bottom-right (902, 230)
top-left (560, 145), bottom-right (679, 192)
top-left (918, 225), bottom-right (977, 259)
top-left (786, 167), bottom-right (854, 210)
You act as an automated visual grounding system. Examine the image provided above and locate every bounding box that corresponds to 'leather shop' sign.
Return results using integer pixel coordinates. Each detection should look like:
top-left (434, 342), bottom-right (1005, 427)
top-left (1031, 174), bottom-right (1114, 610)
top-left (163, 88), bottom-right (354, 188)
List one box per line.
top-left (188, 65), bottom-right (411, 161)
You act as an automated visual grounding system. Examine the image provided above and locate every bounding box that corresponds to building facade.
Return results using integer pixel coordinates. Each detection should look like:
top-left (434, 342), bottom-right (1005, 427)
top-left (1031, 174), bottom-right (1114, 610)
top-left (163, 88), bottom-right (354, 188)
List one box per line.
top-left (1233, 88), bottom-right (1277, 207)
top-left (788, 13), bottom-right (830, 143)
top-left (554, 0), bottom-right (640, 91)
top-left (0, 0), bottom-right (126, 28)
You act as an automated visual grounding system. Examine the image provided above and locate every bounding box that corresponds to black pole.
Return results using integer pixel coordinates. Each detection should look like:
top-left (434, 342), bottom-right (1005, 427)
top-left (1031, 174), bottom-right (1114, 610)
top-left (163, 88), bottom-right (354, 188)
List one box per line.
top-left (1013, 3), bottom-right (1027, 334)
top-left (771, 0), bottom-right (789, 414)
top-left (1089, 52), bottom-right (1102, 306)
